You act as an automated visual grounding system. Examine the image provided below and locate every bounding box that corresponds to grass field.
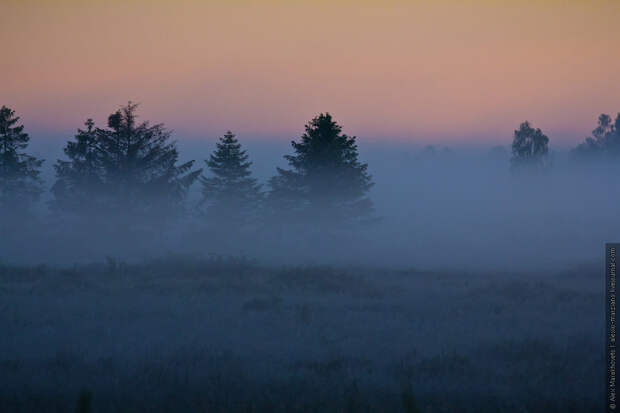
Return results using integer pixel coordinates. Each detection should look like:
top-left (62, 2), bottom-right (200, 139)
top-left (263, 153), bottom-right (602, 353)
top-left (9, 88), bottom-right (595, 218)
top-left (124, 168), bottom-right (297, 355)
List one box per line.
top-left (0, 257), bottom-right (604, 412)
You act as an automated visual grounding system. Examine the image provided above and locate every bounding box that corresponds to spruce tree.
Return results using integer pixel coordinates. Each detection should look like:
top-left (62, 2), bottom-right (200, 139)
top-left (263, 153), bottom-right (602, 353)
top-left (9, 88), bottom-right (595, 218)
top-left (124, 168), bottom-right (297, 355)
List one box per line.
top-left (52, 119), bottom-right (103, 213)
top-left (268, 113), bottom-right (373, 222)
top-left (200, 131), bottom-right (261, 223)
top-left (100, 102), bottom-right (201, 217)
top-left (0, 106), bottom-right (43, 214)
top-left (52, 103), bottom-right (201, 220)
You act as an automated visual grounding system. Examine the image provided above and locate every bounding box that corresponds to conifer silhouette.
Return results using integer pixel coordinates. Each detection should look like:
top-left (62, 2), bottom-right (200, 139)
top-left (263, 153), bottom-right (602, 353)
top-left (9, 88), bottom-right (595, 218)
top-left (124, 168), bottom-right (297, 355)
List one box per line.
top-left (52, 119), bottom-right (103, 213)
top-left (52, 103), bottom-right (201, 220)
top-left (0, 105), bottom-right (43, 214)
top-left (268, 113), bottom-right (373, 222)
top-left (200, 131), bottom-right (261, 224)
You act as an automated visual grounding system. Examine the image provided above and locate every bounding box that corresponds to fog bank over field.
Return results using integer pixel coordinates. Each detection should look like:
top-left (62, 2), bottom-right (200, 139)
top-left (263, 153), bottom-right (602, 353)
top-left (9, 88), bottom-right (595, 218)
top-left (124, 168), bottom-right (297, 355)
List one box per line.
top-left (4, 140), bottom-right (617, 272)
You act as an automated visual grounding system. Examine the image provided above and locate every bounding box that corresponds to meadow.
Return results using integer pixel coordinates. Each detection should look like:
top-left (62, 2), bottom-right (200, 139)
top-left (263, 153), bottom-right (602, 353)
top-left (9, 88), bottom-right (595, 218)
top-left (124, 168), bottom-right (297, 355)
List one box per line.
top-left (0, 256), bottom-right (603, 412)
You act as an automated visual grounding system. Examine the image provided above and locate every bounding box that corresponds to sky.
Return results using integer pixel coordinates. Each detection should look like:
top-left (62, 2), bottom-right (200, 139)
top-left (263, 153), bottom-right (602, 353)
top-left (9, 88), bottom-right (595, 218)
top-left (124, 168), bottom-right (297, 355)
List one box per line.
top-left (3, 0), bottom-right (620, 146)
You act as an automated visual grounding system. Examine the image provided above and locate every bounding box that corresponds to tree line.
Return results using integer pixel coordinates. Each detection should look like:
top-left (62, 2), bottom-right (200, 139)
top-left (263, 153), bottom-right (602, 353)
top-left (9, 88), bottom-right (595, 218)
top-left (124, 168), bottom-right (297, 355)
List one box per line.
top-left (1, 102), bottom-right (619, 227)
top-left (0, 103), bottom-right (372, 229)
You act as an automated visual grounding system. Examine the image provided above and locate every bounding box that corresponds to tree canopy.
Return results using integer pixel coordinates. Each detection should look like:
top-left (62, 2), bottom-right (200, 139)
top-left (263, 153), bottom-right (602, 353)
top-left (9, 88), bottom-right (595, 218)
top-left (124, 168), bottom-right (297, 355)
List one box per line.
top-left (200, 131), bottom-right (261, 223)
top-left (0, 105), bottom-right (43, 214)
top-left (510, 121), bottom-right (550, 171)
top-left (52, 119), bottom-right (103, 213)
top-left (572, 113), bottom-right (620, 161)
top-left (268, 113), bottom-right (373, 223)
top-left (52, 103), bottom-right (201, 220)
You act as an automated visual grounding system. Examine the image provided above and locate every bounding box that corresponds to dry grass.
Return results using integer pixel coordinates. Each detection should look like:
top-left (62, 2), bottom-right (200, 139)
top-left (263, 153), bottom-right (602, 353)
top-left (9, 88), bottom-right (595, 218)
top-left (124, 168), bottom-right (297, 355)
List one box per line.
top-left (0, 257), bottom-right (604, 412)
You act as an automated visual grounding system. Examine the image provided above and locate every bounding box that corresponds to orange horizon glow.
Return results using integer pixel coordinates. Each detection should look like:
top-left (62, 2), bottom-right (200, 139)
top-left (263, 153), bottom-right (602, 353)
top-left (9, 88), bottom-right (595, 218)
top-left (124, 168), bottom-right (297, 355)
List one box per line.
top-left (3, 0), bottom-right (620, 145)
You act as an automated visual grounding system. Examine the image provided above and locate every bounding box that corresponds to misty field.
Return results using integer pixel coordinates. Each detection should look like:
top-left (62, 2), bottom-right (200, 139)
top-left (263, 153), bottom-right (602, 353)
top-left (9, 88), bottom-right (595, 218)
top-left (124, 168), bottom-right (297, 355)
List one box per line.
top-left (0, 257), bottom-right (603, 412)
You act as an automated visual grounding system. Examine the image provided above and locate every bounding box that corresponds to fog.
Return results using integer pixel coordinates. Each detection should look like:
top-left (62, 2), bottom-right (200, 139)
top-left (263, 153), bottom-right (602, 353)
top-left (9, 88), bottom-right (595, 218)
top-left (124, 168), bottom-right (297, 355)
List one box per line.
top-left (1, 139), bottom-right (609, 412)
top-left (4, 0), bottom-right (616, 408)
top-left (2, 140), bottom-right (616, 272)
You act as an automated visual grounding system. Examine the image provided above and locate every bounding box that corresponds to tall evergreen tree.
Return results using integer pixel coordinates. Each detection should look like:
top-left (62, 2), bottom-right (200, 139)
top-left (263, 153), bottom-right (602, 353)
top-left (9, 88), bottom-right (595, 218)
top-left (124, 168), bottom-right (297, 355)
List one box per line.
top-left (0, 105), bottom-right (43, 213)
top-left (52, 103), bottom-right (201, 220)
top-left (510, 121), bottom-right (550, 171)
top-left (200, 131), bottom-right (261, 223)
top-left (268, 113), bottom-right (373, 222)
top-left (52, 119), bottom-right (103, 213)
